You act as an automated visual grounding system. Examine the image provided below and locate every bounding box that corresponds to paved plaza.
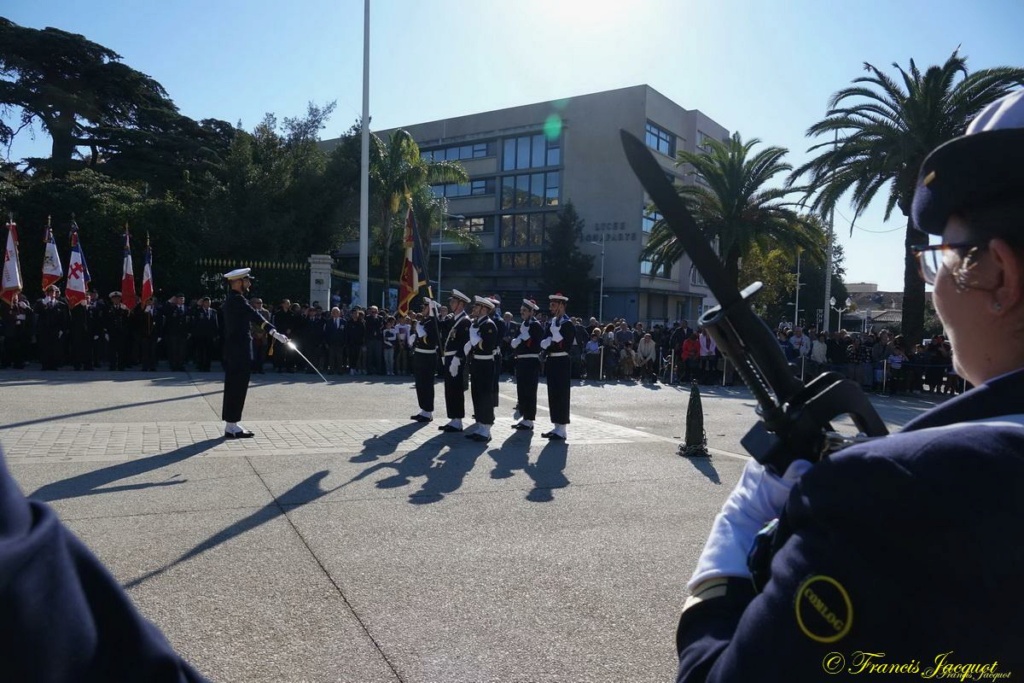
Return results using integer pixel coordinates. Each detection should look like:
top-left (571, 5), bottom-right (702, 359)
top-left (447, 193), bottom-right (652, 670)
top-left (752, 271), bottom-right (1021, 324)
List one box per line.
top-left (0, 370), bottom-right (938, 682)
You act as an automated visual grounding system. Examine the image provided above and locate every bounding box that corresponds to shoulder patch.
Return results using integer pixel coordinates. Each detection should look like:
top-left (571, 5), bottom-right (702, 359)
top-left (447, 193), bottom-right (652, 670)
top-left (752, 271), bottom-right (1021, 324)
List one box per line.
top-left (795, 575), bottom-right (853, 643)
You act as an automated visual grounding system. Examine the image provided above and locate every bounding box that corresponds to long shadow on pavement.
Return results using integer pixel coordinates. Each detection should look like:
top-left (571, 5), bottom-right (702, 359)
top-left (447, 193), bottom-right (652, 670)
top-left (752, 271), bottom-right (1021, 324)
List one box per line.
top-left (524, 441), bottom-right (570, 503)
top-left (686, 455), bottom-right (721, 485)
top-left (352, 421), bottom-right (433, 463)
top-left (1, 392), bottom-right (222, 430)
top-left (29, 438), bottom-right (222, 502)
top-left (124, 470), bottom-right (340, 589)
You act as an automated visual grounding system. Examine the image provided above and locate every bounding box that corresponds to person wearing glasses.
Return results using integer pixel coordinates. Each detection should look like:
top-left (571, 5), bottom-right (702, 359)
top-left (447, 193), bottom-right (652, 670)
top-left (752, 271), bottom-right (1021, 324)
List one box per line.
top-left (674, 90), bottom-right (1024, 680)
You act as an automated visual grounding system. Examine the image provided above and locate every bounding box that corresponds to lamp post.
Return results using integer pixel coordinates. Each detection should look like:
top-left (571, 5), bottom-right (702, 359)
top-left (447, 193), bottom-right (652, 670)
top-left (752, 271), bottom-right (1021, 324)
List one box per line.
top-left (830, 296), bottom-right (852, 333)
top-left (587, 239), bottom-right (606, 322)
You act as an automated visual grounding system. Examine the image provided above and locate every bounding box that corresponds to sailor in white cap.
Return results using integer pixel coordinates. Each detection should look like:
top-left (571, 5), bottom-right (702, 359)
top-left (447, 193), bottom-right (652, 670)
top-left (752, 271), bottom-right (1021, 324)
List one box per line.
top-left (463, 295), bottom-right (499, 442)
top-left (409, 297), bottom-right (440, 422)
top-left (511, 298), bottom-right (544, 430)
top-left (221, 268), bottom-right (289, 438)
top-left (438, 288), bottom-right (473, 432)
top-left (540, 292), bottom-right (575, 440)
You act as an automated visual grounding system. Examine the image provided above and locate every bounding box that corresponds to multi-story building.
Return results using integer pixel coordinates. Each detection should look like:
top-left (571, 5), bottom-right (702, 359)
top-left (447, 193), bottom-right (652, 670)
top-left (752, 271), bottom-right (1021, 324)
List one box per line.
top-left (330, 84), bottom-right (730, 324)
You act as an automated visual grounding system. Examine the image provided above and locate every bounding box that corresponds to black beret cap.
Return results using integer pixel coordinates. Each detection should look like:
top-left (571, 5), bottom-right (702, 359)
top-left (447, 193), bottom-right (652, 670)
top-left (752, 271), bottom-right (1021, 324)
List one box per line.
top-left (912, 90), bottom-right (1024, 235)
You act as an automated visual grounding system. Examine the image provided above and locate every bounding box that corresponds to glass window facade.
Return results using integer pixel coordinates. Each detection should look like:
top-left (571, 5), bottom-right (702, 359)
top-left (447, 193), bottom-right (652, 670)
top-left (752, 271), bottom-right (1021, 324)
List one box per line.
top-left (501, 172), bottom-right (559, 209)
top-left (500, 213), bottom-right (552, 248)
top-left (499, 252), bottom-right (542, 269)
top-left (645, 121), bottom-right (675, 156)
top-left (502, 133), bottom-right (560, 171)
top-left (421, 141), bottom-right (496, 161)
top-left (641, 259), bottom-right (671, 278)
top-left (642, 209), bottom-right (662, 234)
top-left (431, 177), bottom-right (496, 198)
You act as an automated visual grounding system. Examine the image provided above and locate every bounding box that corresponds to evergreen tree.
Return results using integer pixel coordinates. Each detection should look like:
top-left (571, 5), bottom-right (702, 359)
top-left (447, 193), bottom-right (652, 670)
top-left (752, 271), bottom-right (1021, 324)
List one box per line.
top-left (540, 202), bottom-right (597, 316)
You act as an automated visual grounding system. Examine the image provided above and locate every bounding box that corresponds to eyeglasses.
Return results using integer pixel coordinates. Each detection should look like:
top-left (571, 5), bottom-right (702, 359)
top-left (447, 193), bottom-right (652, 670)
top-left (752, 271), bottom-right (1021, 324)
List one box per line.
top-left (911, 241), bottom-right (987, 285)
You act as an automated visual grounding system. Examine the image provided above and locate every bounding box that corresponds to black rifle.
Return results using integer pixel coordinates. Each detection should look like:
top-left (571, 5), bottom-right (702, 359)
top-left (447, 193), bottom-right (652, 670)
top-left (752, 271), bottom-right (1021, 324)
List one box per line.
top-left (619, 130), bottom-right (887, 473)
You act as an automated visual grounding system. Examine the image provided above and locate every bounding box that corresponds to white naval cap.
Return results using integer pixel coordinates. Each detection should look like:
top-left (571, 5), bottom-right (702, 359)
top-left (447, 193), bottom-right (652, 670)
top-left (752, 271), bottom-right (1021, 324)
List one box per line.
top-left (449, 289), bottom-right (471, 304)
top-left (548, 292), bottom-right (569, 302)
top-left (521, 298), bottom-right (539, 311)
top-left (473, 295), bottom-right (495, 310)
top-left (223, 267), bottom-right (252, 281)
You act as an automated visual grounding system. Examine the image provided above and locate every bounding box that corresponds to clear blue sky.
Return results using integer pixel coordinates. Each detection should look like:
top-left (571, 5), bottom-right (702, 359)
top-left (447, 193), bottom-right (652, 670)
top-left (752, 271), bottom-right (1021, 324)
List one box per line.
top-left (5, 0), bottom-right (1024, 292)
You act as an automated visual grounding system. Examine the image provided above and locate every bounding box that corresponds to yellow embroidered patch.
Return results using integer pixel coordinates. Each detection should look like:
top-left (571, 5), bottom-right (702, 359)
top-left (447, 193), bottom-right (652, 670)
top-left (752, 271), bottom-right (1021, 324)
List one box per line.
top-left (923, 170), bottom-right (936, 186)
top-left (795, 575), bottom-right (853, 643)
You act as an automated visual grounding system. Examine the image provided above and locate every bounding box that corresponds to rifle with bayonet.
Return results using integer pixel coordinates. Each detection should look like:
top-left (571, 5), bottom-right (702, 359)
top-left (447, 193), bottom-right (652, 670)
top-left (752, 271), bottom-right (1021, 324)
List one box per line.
top-left (619, 130), bottom-right (888, 474)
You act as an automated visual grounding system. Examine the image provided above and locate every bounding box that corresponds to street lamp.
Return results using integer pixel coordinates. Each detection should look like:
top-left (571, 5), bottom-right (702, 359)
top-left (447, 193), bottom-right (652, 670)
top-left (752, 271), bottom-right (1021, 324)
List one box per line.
top-left (830, 296), bottom-right (852, 333)
top-left (587, 239), bottom-right (606, 322)
top-left (437, 213), bottom-right (464, 300)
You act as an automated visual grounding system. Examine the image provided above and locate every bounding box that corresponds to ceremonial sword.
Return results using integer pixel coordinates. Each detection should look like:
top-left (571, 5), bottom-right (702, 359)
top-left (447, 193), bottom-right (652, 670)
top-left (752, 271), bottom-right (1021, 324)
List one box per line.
top-left (285, 340), bottom-right (330, 384)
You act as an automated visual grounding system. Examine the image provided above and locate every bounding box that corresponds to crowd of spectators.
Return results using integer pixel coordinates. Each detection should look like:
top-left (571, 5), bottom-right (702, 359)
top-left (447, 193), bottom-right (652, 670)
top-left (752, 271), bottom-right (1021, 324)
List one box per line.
top-left (0, 289), bottom-right (963, 396)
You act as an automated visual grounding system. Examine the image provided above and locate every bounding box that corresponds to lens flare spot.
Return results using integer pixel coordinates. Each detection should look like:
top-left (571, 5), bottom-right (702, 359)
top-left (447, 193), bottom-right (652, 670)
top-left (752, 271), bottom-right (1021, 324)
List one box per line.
top-left (544, 114), bottom-right (563, 140)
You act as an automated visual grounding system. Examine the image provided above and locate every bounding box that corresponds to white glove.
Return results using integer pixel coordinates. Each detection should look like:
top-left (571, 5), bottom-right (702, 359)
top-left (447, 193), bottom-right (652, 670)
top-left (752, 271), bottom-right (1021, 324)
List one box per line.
top-left (415, 322), bottom-right (426, 338)
top-left (463, 341), bottom-right (473, 356)
top-left (510, 337), bottom-right (522, 349)
top-left (272, 330), bottom-right (289, 344)
top-left (518, 324), bottom-right (530, 341)
top-left (469, 326), bottom-right (482, 346)
top-left (104, 334), bottom-right (110, 341)
top-left (58, 331), bottom-right (64, 339)
top-left (551, 323), bottom-right (563, 343)
top-left (688, 459), bottom-right (813, 589)
top-left (449, 356), bottom-right (461, 377)
top-left (93, 335), bottom-right (99, 341)
top-left (540, 337), bottom-right (552, 350)
top-left (407, 334), bottom-right (417, 347)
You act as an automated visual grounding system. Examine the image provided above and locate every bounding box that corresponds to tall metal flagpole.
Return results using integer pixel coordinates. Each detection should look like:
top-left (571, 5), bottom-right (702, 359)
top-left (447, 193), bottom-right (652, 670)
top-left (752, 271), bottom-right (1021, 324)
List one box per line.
top-left (358, 0), bottom-right (370, 309)
top-left (822, 131), bottom-right (837, 334)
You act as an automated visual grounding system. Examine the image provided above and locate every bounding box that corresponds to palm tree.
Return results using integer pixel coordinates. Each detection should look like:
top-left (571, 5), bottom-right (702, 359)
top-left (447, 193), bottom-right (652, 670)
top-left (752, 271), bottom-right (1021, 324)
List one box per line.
top-left (409, 188), bottom-right (481, 297)
top-left (791, 50), bottom-right (1024, 345)
top-left (369, 129), bottom-right (467, 302)
top-left (641, 133), bottom-right (823, 291)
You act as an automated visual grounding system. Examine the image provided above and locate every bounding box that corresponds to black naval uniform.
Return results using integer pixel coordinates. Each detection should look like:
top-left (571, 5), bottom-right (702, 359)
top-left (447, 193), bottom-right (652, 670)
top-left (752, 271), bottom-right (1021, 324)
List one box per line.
top-left (103, 302), bottom-right (131, 371)
top-left (221, 289), bottom-right (276, 424)
top-left (191, 306), bottom-right (220, 372)
top-left (69, 302), bottom-right (94, 370)
top-left (442, 310), bottom-right (471, 420)
top-left (675, 369), bottom-right (1024, 679)
top-left (543, 314), bottom-right (575, 425)
top-left (513, 316), bottom-right (545, 421)
top-left (411, 316), bottom-right (439, 414)
top-left (468, 314), bottom-right (499, 426)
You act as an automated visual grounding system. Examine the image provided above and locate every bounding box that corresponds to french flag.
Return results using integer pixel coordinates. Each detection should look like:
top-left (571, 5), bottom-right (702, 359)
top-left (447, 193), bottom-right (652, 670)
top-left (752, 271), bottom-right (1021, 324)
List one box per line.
top-left (121, 227), bottom-right (137, 309)
top-left (65, 222), bottom-right (91, 308)
top-left (141, 233), bottom-right (154, 304)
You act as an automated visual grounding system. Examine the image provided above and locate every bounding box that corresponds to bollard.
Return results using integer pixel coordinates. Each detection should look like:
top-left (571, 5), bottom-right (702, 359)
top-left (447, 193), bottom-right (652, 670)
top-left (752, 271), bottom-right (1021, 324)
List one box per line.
top-left (679, 380), bottom-right (710, 457)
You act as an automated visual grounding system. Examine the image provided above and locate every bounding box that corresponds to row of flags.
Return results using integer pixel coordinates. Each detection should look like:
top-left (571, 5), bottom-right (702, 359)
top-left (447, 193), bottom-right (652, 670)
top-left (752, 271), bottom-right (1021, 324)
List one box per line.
top-left (1, 216), bottom-right (154, 308)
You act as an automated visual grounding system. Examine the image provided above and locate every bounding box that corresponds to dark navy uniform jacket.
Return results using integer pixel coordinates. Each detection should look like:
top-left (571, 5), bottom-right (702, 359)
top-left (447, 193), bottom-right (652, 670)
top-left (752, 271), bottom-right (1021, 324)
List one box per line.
top-left (676, 368), bottom-right (1024, 681)
top-left (0, 449), bottom-right (208, 681)
top-left (222, 290), bottom-right (274, 366)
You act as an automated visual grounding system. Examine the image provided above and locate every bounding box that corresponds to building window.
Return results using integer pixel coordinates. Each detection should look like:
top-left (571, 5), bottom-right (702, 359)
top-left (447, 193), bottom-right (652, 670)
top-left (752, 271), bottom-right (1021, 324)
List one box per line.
top-left (499, 252), bottom-right (542, 269)
top-left (500, 213), bottom-right (552, 248)
top-left (690, 265), bottom-right (707, 287)
top-left (641, 259), bottom-right (671, 278)
top-left (502, 133), bottom-right (561, 171)
top-left (642, 209), bottom-right (662, 234)
top-left (645, 121), bottom-right (675, 157)
top-left (501, 172), bottom-right (559, 209)
top-left (462, 216), bottom-right (492, 233)
top-left (421, 141), bottom-right (496, 162)
top-left (697, 131), bottom-right (716, 152)
top-left (431, 177), bottom-right (496, 198)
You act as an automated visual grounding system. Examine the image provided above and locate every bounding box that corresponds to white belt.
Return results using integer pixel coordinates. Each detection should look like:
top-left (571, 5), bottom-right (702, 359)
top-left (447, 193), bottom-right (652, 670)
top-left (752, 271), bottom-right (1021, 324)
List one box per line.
top-left (548, 352), bottom-right (569, 357)
top-left (517, 354), bottom-right (540, 359)
top-left (415, 347), bottom-right (437, 354)
top-left (444, 351), bottom-right (458, 357)
top-left (472, 355), bottom-right (494, 361)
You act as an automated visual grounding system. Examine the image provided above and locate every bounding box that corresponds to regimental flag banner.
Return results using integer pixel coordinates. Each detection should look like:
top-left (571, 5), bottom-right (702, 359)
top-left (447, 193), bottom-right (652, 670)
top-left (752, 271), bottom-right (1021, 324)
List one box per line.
top-left (121, 226), bottom-right (137, 309)
top-left (141, 233), bottom-right (154, 303)
top-left (1, 217), bottom-right (23, 305)
top-left (65, 221), bottom-right (92, 308)
top-left (41, 221), bottom-right (63, 290)
top-left (397, 208), bottom-right (432, 316)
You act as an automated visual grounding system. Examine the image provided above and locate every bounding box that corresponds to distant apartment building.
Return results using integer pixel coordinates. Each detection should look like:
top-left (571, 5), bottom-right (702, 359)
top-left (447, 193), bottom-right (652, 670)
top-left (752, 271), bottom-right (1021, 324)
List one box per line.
top-left (328, 85), bottom-right (730, 323)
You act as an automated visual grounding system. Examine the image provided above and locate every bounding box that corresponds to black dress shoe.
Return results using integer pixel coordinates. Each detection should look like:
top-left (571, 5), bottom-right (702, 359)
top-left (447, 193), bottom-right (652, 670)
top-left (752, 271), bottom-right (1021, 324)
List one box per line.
top-left (468, 433), bottom-right (492, 442)
top-left (512, 423), bottom-right (534, 431)
top-left (541, 431), bottom-right (554, 439)
top-left (439, 424), bottom-right (463, 433)
top-left (224, 430), bottom-right (255, 439)
top-left (546, 432), bottom-right (566, 441)
top-left (410, 414), bottom-right (432, 422)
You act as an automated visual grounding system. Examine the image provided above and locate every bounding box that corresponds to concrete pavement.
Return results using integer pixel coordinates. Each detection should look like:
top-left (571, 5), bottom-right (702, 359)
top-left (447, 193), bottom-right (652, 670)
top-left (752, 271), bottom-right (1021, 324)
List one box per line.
top-left (0, 370), bottom-right (937, 682)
